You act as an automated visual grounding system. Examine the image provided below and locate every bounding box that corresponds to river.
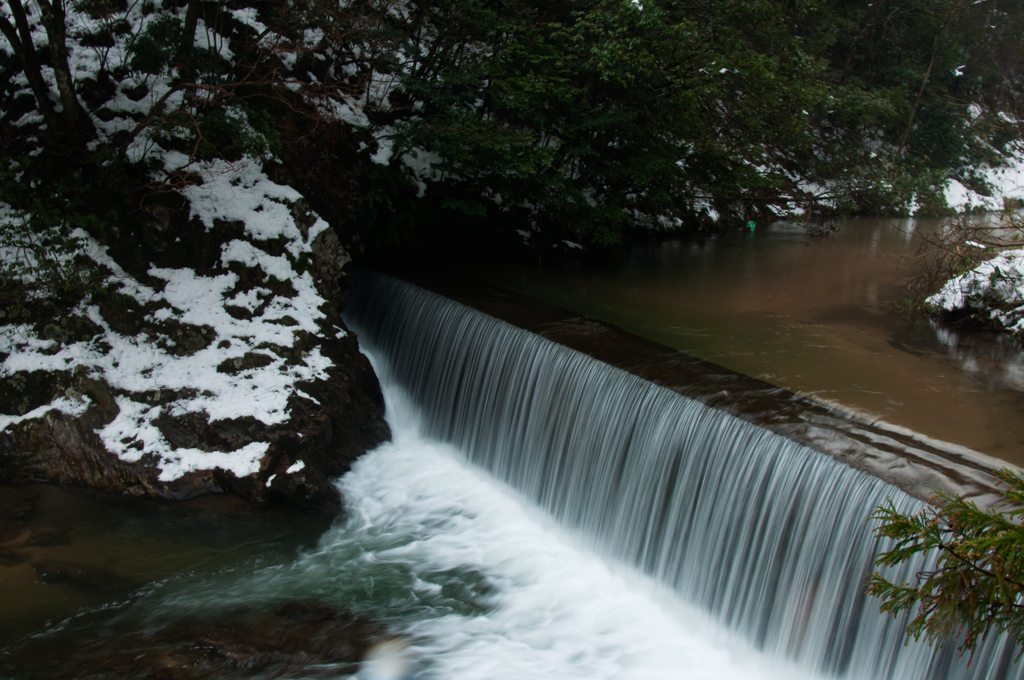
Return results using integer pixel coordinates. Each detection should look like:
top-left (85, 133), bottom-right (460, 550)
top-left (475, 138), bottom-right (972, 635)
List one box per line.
top-left (460, 218), bottom-right (1024, 466)
top-left (0, 350), bottom-right (836, 680)
top-left (2, 222), bottom-right (1023, 679)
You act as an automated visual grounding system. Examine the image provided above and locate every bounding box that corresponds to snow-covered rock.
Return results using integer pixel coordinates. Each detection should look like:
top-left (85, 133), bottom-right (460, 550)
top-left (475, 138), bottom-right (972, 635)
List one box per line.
top-left (0, 161), bottom-right (389, 507)
top-left (927, 248), bottom-right (1024, 337)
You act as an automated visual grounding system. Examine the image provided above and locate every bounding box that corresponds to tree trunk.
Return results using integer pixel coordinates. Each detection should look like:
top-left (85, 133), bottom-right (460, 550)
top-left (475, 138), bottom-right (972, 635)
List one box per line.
top-left (35, 0), bottom-right (95, 141)
top-left (184, 0), bottom-right (200, 46)
top-left (1, 0), bottom-right (62, 131)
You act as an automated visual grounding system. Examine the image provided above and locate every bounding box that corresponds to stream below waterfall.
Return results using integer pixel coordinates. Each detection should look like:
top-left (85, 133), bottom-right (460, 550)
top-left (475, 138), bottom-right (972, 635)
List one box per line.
top-left (2, 354), bottom-right (822, 680)
top-left (3, 224), bottom-right (1024, 679)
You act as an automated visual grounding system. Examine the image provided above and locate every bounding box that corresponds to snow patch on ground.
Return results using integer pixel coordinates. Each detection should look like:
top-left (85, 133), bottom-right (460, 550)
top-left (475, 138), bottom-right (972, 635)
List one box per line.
top-left (0, 160), bottom-right (335, 482)
top-left (927, 248), bottom-right (1024, 335)
top-left (0, 396), bottom-right (90, 434)
top-left (944, 156), bottom-right (1024, 212)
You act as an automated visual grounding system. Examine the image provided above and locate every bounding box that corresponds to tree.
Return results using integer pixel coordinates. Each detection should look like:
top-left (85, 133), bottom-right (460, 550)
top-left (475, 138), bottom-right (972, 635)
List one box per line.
top-left (341, 0), bottom-right (1024, 250)
top-left (0, 0), bottom-right (61, 132)
top-left (0, 0), bottom-right (94, 142)
top-left (867, 468), bottom-right (1024, 659)
top-left (798, 0), bottom-right (1024, 208)
top-left (377, 0), bottom-right (849, 247)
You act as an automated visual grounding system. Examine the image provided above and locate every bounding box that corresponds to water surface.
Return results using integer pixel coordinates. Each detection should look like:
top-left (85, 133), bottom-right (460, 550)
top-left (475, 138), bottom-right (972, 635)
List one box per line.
top-left (0, 367), bottom-right (822, 680)
top-left (461, 219), bottom-right (1024, 465)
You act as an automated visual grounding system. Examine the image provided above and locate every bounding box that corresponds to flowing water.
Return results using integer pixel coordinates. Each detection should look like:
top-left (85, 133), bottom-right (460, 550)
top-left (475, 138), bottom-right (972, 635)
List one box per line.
top-left (3, 250), bottom-right (1022, 678)
top-left (4, 436), bottom-right (819, 679)
top-left (343, 272), bottom-right (1021, 680)
top-left (1, 322), bottom-right (857, 680)
top-left (459, 218), bottom-right (1024, 465)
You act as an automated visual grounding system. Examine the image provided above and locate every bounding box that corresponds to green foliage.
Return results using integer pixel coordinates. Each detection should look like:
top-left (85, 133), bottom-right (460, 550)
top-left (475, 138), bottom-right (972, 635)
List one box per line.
top-left (196, 105), bottom-right (282, 161)
top-left (867, 469), bottom-right (1024, 659)
top-left (387, 0), bottom-right (845, 247)
top-left (359, 0), bottom-right (1024, 249)
top-left (128, 14), bottom-right (185, 75)
top-left (145, 104), bottom-right (282, 163)
top-left (360, 163), bottom-right (422, 249)
top-left (122, 9), bottom-right (281, 164)
top-left (127, 13), bottom-right (228, 82)
top-left (0, 161), bottom-right (104, 319)
top-left (1, 0), bottom-right (1020, 258)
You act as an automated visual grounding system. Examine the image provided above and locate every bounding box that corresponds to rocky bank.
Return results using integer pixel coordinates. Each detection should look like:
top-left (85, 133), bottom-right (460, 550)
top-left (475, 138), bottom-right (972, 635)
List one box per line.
top-left (0, 161), bottom-right (389, 509)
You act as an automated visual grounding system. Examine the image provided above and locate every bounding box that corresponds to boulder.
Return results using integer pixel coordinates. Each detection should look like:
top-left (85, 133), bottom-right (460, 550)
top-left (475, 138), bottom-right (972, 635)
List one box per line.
top-left (0, 325), bottom-right (388, 509)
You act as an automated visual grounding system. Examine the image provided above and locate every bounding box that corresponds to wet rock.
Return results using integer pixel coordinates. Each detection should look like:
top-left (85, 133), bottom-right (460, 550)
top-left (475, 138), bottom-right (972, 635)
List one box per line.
top-left (268, 315), bottom-right (300, 327)
top-left (73, 368), bottom-right (120, 428)
top-left (122, 82), bottom-right (149, 102)
top-left (31, 559), bottom-right (123, 589)
top-left (266, 453), bottom-right (340, 509)
top-left (223, 304), bottom-right (254, 320)
top-left (310, 227), bottom-right (352, 308)
top-left (216, 352), bottom-right (275, 375)
top-left (163, 321), bottom-right (215, 356)
top-left (49, 316), bottom-right (102, 345)
top-left (0, 193), bottom-right (388, 512)
top-left (152, 411), bottom-right (206, 450)
top-left (265, 116), bottom-right (367, 262)
top-left (42, 324), bottom-right (68, 343)
top-left (7, 601), bottom-right (386, 679)
top-left (0, 373), bottom-right (221, 502)
top-left (287, 198), bottom-right (320, 239)
top-left (0, 313), bottom-right (386, 510)
top-left (137, 189), bottom-right (185, 235)
top-left (94, 107), bottom-right (117, 122)
top-left (0, 371), bottom-right (72, 419)
top-left (79, 73), bottom-right (116, 109)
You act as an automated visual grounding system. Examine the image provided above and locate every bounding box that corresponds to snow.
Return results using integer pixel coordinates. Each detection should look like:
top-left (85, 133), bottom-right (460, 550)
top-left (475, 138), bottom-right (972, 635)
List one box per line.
top-left (943, 156), bottom-right (1024, 212)
top-left (100, 396), bottom-right (271, 482)
top-left (371, 132), bottom-right (396, 165)
top-left (0, 396), bottom-right (89, 433)
top-left (0, 0), bottom-right (384, 489)
top-left (194, 18), bottom-right (234, 61)
top-left (0, 160), bottom-right (338, 482)
top-left (318, 96), bottom-right (373, 129)
top-left (231, 8), bottom-right (268, 34)
top-left (401, 148), bottom-right (444, 196)
top-left (927, 248), bottom-right (1024, 335)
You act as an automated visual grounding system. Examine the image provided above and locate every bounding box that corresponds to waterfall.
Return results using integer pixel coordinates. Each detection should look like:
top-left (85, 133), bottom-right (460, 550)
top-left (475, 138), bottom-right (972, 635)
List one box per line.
top-left (343, 271), bottom-right (1021, 680)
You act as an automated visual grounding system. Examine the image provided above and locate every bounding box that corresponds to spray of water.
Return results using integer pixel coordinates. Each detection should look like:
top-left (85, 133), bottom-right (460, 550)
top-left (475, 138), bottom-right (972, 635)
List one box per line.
top-left (343, 271), bottom-right (1022, 680)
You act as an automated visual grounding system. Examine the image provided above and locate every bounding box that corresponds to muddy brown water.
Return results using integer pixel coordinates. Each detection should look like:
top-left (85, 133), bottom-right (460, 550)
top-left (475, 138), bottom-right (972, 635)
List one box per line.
top-left (458, 217), bottom-right (1024, 467)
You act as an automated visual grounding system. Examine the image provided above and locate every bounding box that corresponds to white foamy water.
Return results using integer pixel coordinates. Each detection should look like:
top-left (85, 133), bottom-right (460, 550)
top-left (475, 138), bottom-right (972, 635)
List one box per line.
top-left (340, 272), bottom-right (1024, 680)
top-left (331, 376), bottom-right (820, 680)
top-left (83, 367), bottom-right (818, 680)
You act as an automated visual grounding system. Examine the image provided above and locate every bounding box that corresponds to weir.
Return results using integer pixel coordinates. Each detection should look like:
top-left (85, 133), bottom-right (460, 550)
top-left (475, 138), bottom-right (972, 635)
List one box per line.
top-left (344, 271), bottom-right (1022, 680)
